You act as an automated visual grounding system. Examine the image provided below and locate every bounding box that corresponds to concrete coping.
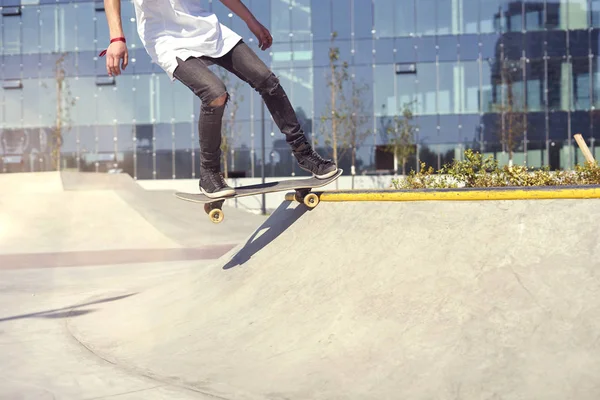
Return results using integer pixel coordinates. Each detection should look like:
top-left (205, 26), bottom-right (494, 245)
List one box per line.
top-left (284, 185), bottom-right (600, 202)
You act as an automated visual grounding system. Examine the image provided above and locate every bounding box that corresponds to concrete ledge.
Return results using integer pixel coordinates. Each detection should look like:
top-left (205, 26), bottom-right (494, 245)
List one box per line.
top-left (284, 185), bottom-right (600, 202)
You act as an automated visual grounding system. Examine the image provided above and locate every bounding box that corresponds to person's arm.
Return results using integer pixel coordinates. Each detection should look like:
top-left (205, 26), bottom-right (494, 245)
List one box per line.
top-left (103, 0), bottom-right (128, 76)
top-left (219, 0), bottom-right (272, 50)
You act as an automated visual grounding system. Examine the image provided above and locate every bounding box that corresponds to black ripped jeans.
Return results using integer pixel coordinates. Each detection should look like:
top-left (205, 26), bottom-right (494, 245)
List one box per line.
top-left (173, 40), bottom-right (307, 170)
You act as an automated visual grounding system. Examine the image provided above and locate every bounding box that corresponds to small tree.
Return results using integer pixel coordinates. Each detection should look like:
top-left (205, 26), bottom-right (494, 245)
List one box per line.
top-left (386, 101), bottom-right (417, 175)
top-left (319, 31), bottom-right (347, 167)
top-left (339, 80), bottom-right (371, 185)
top-left (47, 53), bottom-right (76, 170)
top-left (493, 59), bottom-right (528, 167)
top-left (218, 69), bottom-right (244, 179)
top-left (320, 31), bottom-right (372, 185)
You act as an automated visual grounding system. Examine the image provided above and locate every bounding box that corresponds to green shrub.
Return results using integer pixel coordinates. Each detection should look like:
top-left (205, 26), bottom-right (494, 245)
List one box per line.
top-left (392, 149), bottom-right (600, 189)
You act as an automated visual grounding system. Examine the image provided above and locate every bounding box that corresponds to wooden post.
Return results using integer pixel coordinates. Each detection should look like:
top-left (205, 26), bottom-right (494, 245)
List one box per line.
top-left (574, 133), bottom-right (595, 165)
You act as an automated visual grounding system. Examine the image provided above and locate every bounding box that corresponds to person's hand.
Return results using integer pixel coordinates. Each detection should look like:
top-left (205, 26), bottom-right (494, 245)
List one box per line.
top-left (105, 41), bottom-right (128, 76)
top-left (247, 19), bottom-right (272, 50)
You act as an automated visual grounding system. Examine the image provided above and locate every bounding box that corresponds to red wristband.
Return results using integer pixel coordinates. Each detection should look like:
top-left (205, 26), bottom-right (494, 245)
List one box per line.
top-left (98, 37), bottom-right (126, 57)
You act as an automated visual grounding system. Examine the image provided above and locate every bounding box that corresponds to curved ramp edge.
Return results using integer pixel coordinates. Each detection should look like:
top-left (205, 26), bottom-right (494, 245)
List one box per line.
top-left (285, 185), bottom-right (600, 202)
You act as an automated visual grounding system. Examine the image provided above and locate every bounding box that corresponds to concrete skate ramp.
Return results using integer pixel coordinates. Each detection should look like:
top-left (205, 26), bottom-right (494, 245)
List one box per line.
top-left (0, 171), bottom-right (262, 255)
top-left (68, 192), bottom-right (600, 399)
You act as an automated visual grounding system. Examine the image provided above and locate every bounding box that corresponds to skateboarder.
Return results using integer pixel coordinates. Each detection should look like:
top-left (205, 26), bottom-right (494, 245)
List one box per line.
top-left (101, 0), bottom-right (338, 198)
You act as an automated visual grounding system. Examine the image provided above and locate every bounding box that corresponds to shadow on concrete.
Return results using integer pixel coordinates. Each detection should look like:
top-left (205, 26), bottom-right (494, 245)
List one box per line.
top-left (223, 201), bottom-right (307, 270)
top-left (0, 293), bottom-right (137, 323)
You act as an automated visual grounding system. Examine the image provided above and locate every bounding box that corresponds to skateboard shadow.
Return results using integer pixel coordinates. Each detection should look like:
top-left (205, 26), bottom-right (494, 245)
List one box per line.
top-left (222, 201), bottom-right (308, 270)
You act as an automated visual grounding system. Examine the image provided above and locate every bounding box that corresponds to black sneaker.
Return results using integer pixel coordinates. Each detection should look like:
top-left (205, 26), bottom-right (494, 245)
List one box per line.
top-left (199, 166), bottom-right (235, 198)
top-left (293, 142), bottom-right (338, 179)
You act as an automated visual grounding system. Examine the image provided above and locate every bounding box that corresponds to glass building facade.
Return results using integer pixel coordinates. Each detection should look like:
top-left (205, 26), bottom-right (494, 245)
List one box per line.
top-left (2, 0), bottom-right (600, 178)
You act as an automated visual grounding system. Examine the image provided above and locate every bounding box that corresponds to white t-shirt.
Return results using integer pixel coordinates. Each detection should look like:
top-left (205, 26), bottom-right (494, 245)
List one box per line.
top-left (132, 0), bottom-right (242, 80)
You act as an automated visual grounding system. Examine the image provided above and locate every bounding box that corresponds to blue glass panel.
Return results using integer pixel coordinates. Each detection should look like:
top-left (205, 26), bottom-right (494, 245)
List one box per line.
top-left (460, 114), bottom-right (482, 142)
top-left (572, 57), bottom-right (590, 111)
top-left (133, 74), bottom-right (152, 124)
top-left (396, 0), bottom-right (416, 37)
top-left (74, 2), bottom-right (95, 52)
top-left (174, 122), bottom-right (193, 150)
top-left (77, 50), bottom-right (96, 76)
top-left (21, 54), bottom-right (40, 79)
top-left (592, 29), bottom-right (600, 56)
top-left (270, 0), bottom-right (290, 42)
top-left (2, 13), bottom-right (22, 55)
top-left (544, 0), bottom-right (560, 29)
top-left (3, 55), bottom-right (22, 79)
top-left (546, 30), bottom-right (566, 58)
top-left (548, 111), bottom-right (567, 141)
top-left (69, 76), bottom-right (97, 126)
top-left (438, 35), bottom-right (459, 62)
top-left (502, 32), bottom-right (525, 61)
top-left (95, 125), bottom-right (116, 152)
top-left (116, 123), bottom-right (134, 152)
top-left (415, 115), bottom-right (441, 143)
top-left (436, 0), bottom-right (454, 35)
top-left (153, 123), bottom-right (171, 152)
top-left (480, 0), bottom-right (505, 34)
top-left (21, 6), bottom-right (40, 54)
top-left (39, 5), bottom-right (60, 53)
top-left (569, 30), bottom-right (589, 58)
top-left (331, 0), bottom-right (351, 40)
top-left (22, 78), bottom-right (40, 128)
top-left (416, 0), bottom-right (436, 35)
top-left (395, 37), bottom-right (417, 63)
top-left (353, 0), bottom-right (372, 40)
top-left (271, 42), bottom-right (292, 69)
top-left (463, 60), bottom-right (481, 114)
top-left (459, 35), bottom-right (480, 61)
top-left (415, 37), bottom-right (436, 63)
top-left (1, 0), bottom-right (21, 8)
top-left (438, 114), bottom-right (461, 142)
top-left (290, 0), bottom-right (311, 43)
top-left (374, 64), bottom-right (395, 116)
top-left (571, 111), bottom-right (590, 139)
top-left (463, 0), bottom-right (480, 34)
top-left (374, 38), bottom-right (394, 65)
top-left (547, 58), bottom-right (562, 111)
top-left (438, 62), bottom-right (455, 114)
top-left (523, 30), bottom-right (544, 60)
top-left (480, 33), bottom-right (501, 60)
top-left (310, 0), bottom-right (331, 41)
top-left (3, 86), bottom-right (22, 127)
top-left (131, 50), bottom-right (154, 74)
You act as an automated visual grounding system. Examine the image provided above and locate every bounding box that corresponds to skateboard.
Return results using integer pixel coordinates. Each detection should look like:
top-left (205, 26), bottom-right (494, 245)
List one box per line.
top-left (175, 169), bottom-right (343, 224)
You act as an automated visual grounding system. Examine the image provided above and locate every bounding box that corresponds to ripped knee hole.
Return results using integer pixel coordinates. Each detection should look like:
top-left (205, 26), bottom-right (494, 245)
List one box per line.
top-left (209, 92), bottom-right (228, 107)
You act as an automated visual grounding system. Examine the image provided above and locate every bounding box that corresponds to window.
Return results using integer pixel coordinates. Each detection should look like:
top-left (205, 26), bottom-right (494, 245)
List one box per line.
top-left (416, 0), bottom-right (437, 35)
top-left (4, 84), bottom-right (22, 127)
top-left (410, 63), bottom-right (436, 115)
top-left (39, 5), bottom-right (61, 53)
top-left (22, 6), bottom-right (40, 54)
top-left (77, 2), bottom-right (96, 52)
top-left (353, 0), bottom-right (373, 39)
top-left (310, 0), bottom-right (331, 41)
top-left (2, 12), bottom-right (21, 55)
top-left (463, 0), bottom-right (480, 34)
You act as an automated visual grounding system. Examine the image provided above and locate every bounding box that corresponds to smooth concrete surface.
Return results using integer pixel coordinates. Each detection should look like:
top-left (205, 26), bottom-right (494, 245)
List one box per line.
top-left (0, 171), bottom-right (265, 254)
top-left (0, 261), bottom-right (219, 399)
top-left (64, 198), bottom-right (600, 399)
top-left (0, 171), bottom-right (265, 399)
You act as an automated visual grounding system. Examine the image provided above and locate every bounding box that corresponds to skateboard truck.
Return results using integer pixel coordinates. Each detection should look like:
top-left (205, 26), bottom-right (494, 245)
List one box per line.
top-left (294, 189), bottom-right (319, 209)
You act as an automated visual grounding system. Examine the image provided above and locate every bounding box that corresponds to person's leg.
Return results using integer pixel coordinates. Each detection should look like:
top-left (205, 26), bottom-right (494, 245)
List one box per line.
top-left (209, 41), bottom-right (338, 179)
top-left (172, 56), bottom-right (235, 197)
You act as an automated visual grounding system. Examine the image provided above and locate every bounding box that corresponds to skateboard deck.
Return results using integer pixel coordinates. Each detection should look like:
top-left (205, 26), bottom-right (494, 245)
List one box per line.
top-left (175, 169), bottom-right (343, 223)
